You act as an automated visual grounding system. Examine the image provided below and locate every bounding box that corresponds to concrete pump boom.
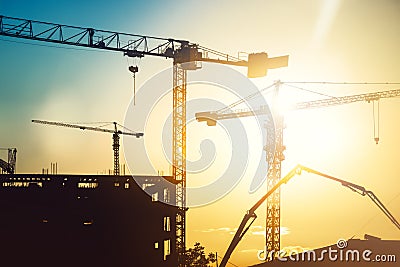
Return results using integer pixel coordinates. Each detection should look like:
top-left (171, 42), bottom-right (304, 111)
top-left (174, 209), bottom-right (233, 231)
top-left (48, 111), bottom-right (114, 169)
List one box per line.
top-left (219, 164), bottom-right (400, 267)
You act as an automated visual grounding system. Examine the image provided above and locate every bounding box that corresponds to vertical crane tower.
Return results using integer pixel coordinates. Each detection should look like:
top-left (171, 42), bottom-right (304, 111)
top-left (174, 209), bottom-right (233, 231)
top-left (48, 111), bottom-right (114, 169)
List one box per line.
top-left (196, 82), bottom-right (400, 257)
top-left (0, 15), bottom-right (288, 266)
top-left (31, 120), bottom-right (144, 175)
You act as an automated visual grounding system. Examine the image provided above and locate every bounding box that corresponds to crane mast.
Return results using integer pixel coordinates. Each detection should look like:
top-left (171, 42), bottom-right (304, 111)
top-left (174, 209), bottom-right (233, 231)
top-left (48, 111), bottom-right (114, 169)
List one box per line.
top-left (173, 64), bottom-right (187, 261)
top-left (219, 164), bottom-right (400, 267)
top-left (196, 82), bottom-right (400, 260)
top-left (266, 82), bottom-right (283, 253)
top-left (112, 122), bottom-right (121, 176)
top-left (2, 15), bottom-right (288, 266)
top-left (32, 120), bottom-right (143, 176)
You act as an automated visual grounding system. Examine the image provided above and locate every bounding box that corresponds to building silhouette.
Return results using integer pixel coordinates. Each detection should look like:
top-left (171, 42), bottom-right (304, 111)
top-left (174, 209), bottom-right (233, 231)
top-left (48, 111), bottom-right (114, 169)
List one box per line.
top-left (0, 174), bottom-right (178, 267)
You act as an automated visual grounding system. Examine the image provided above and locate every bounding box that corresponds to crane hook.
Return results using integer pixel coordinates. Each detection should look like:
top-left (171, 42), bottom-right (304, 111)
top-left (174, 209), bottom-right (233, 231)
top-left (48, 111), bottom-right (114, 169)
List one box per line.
top-left (372, 100), bottom-right (380, 144)
top-left (128, 65), bottom-right (139, 105)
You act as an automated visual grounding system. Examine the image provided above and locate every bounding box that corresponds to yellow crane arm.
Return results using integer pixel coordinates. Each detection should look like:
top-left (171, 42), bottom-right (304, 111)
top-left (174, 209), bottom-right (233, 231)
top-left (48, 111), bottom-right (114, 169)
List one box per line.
top-left (195, 87), bottom-right (400, 126)
top-left (32, 119), bottom-right (143, 137)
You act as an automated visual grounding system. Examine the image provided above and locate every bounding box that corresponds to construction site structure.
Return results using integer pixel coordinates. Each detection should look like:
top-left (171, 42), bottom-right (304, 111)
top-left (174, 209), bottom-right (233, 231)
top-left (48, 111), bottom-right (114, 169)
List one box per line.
top-left (196, 85), bottom-right (400, 124)
top-left (32, 120), bottom-right (143, 176)
top-left (0, 148), bottom-right (17, 174)
top-left (1, 15), bottom-right (289, 266)
top-left (0, 173), bottom-right (179, 266)
top-left (219, 164), bottom-right (400, 267)
top-left (196, 82), bottom-right (400, 255)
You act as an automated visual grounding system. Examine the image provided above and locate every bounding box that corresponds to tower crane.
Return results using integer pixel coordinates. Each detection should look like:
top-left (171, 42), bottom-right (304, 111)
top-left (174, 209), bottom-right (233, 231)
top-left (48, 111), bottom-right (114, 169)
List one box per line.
top-left (219, 164), bottom-right (400, 267)
top-left (196, 81), bottom-right (400, 255)
top-left (196, 85), bottom-right (400, 125)
top-left (1, 15), bottom-right (289, 266)
top-left (0, 148), bottom-right (17, 174)
top-left (32, 120), bottom-right (143, 175)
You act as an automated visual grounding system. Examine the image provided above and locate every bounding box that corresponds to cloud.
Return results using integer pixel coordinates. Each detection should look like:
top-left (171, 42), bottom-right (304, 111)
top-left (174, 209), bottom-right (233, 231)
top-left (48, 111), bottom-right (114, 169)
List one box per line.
top-left (240, 249), bottom-right (259, 253)
top-left (251, 226), bottom-right (290, 237)
top-left (281, 227), bottom-right (290, 236)
top-left (280, 246), bottom-right (312, 256)
top-left (251, 231), bottom-right (266, 236)
top-left (200, 227), bottom-right (237, 234)
top-left (199, 225), bottom-right (290, 236)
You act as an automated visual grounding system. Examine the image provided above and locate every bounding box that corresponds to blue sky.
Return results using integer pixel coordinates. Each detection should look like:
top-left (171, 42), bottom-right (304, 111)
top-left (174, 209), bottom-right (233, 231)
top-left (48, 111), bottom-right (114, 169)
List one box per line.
top-left (1, 1), bottom-right (400, 266)
top-left (1, 1), bottom-right (173, 169)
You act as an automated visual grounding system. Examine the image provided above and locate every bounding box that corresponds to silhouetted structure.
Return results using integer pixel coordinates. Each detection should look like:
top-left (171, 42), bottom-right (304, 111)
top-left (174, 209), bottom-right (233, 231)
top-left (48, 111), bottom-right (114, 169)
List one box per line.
top-left (251, 235), bottom-right (399, 267)
top-left (31, 120), bottom-right (143, 176)
top-left (0, 174), bottom-right (178, 267)
top-left (0, 148), bottom-right (17, 174)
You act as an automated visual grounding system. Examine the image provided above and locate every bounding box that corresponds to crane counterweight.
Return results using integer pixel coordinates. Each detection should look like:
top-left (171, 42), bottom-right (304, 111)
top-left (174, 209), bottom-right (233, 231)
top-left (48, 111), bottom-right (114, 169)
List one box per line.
top-left (196, 81), bottom-right (400, 263)
top-left (3, 15), bottom-right (289, 266)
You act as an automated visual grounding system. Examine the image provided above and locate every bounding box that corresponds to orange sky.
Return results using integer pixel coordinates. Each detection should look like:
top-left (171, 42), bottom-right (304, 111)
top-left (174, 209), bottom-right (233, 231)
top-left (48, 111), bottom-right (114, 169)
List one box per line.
top-left (1, 1), bottom-right (400, 266)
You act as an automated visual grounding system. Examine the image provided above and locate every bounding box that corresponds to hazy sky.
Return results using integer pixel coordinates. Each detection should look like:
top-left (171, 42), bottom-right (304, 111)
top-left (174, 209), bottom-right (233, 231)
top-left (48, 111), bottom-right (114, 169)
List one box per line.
top-left (1, 1), bottom-right (400, 266)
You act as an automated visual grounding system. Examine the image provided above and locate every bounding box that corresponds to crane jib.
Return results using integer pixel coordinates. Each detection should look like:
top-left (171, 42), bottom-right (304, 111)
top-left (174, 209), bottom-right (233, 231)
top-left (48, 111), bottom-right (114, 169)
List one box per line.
top-left (5, 14), bottom-right (289, 267)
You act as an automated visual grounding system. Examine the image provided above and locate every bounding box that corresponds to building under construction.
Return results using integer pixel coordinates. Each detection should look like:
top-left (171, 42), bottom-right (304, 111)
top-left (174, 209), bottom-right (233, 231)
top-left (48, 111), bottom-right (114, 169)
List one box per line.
top-left (1, 14), bottom-right (399, 267)
top-left (0, 173), bottom-right (178, 267)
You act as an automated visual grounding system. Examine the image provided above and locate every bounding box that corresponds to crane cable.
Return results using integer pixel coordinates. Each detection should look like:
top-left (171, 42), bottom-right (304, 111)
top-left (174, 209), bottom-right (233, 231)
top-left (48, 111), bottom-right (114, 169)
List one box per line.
top-left (372, 100), bottom-right (380, 144)
top-left (127, 56), bottom-right (140, 106)
top-left (59, 121), bottom-right (140, 135)
top-left (115, 122), bottom-right (142, 135)
top-left (62, 121), bottom-right (115, 129)
top-left (282, 83), bottom-right (337, 99)
top-left (216, 83), bottom-right (276, 114)
top-left (216, 81), bottom-right (339, 115)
